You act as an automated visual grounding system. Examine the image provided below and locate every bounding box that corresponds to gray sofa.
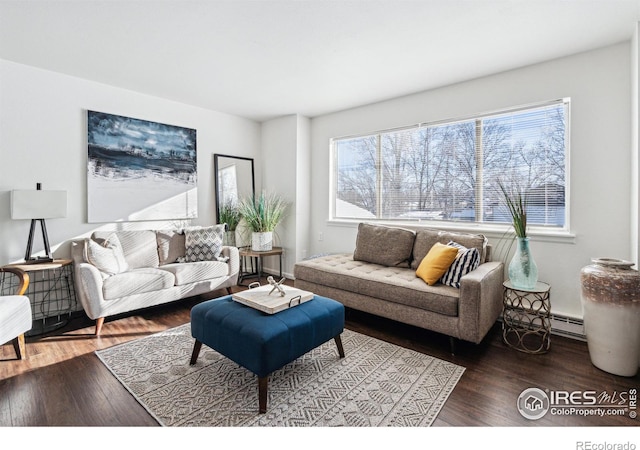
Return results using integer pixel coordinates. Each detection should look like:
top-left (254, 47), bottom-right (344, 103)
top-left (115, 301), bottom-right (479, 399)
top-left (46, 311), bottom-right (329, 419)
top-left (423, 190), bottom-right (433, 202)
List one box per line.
top-left (294, 223), bottom-right (504, 351)
top-left (71, 228), bottom-right (239, 335)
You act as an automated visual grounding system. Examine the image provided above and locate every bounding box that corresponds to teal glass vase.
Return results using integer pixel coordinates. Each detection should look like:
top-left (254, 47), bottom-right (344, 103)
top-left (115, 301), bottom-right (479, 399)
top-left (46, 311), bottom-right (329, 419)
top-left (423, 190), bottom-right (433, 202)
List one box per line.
top-left (508, 237), bottom-right (538, 290)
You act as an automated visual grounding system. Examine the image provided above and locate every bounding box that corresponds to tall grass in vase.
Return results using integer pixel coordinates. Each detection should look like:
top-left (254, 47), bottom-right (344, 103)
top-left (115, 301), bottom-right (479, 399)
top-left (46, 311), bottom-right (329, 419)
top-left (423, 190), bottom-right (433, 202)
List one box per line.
top-left (219, 201), bottom-right (242, 246)
top-left (497, 180), bottom-right (538, 289)
top-left (238, 191), bottom-right (288, 251)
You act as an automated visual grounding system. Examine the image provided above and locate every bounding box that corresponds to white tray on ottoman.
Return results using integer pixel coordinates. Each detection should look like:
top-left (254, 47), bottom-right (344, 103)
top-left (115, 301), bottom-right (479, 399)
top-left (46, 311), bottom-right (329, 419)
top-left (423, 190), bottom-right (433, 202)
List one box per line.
top-left (232, 284), bottom-right (314, 314)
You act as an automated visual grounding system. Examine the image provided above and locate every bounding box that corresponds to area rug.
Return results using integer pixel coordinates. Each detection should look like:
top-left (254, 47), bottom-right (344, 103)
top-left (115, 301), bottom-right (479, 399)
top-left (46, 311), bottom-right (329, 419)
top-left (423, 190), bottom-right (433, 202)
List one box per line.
top-left (95, 324), bottom-right (465, 427)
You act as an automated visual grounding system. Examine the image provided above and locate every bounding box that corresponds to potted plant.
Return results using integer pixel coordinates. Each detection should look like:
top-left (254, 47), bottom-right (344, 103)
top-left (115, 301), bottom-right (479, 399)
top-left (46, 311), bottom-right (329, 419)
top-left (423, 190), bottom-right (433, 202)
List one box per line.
top-left (237, 191), bottom-right (288, 251)
top-left (219, 201), bottom-right (242, 246)
top-left (498, 180), bottom-right (538, 289)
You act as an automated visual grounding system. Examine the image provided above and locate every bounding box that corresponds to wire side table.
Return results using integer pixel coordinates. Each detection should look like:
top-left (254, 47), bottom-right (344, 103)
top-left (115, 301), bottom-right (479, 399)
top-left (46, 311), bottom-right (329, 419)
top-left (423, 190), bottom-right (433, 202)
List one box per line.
top-left (238, 246), bottom-right (283, 286)
top-left (502, 280), bottom-right (551, 354)
top-left (0, 259), bottom-right (77, 336)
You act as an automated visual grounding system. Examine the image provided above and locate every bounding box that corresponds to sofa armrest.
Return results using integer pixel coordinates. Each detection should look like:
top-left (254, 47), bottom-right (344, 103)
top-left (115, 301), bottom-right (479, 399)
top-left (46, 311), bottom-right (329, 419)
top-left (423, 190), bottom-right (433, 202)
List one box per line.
top-left (74, 262), bottom-right (106, 320)
top-left (457, 261), bottom-right (504, 344)
top-left (221, 246), bottom-right (240, 277)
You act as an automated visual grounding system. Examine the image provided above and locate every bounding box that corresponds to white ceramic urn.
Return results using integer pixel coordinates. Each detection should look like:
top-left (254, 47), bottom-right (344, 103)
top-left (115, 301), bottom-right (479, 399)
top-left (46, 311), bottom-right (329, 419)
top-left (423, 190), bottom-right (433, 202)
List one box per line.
top-left (580, 258), bottom-right (640, 377)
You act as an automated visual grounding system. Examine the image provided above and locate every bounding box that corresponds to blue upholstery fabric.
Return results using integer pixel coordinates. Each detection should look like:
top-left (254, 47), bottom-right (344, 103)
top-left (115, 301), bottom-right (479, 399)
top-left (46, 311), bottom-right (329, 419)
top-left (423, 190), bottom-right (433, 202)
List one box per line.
top-left (191, 295), bottom-right (345, 377)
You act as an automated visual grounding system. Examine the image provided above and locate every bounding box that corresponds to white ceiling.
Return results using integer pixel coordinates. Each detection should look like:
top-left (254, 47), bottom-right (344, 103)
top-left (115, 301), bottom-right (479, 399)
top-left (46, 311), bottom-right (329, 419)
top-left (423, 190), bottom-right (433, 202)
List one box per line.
top-left (1, 0), bottom-right (640, 122)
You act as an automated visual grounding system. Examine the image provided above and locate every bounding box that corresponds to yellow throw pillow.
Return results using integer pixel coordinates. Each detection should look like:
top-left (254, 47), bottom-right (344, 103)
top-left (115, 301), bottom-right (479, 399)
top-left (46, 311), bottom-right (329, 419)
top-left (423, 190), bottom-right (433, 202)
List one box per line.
top-left (415, 242), bottom-right (459, 285)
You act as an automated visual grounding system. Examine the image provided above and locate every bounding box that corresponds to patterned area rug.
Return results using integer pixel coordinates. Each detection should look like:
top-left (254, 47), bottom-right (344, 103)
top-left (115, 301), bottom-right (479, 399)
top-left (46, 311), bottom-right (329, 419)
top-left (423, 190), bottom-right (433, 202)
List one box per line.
top-left (96, 324), bottom-right (465, 426)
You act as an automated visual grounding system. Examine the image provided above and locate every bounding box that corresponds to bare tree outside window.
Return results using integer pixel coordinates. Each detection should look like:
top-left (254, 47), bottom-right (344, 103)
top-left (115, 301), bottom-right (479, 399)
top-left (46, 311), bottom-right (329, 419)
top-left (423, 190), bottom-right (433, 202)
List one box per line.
top-left (333, 100), bottom-right (568, 228)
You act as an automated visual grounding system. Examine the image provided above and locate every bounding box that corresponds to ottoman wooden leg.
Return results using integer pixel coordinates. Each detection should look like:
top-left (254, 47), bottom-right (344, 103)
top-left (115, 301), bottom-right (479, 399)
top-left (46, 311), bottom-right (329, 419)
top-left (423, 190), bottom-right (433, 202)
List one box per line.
top-left (190, 340), bottom-right (203, 365)
top-left (334, 334), bottom-right (345, 358)
top-left (258, 376), bottom-right (268, 413)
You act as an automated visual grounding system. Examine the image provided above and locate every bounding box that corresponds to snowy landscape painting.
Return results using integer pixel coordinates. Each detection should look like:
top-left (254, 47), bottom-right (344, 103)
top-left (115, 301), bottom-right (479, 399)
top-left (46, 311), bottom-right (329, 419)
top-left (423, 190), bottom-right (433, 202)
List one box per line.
top-left (87, 111), bottom-right (197, 223)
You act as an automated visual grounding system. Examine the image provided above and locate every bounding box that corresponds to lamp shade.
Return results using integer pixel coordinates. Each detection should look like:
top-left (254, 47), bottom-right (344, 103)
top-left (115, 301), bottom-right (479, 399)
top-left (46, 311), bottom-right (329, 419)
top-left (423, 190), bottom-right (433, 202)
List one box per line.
top-left (11, 190), bottom-right (67, 220)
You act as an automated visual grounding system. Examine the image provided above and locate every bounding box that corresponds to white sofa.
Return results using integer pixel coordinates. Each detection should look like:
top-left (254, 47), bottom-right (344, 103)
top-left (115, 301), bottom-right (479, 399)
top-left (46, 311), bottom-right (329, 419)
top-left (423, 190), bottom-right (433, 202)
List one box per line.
top-left (71, 228), bottom-right (239, 335)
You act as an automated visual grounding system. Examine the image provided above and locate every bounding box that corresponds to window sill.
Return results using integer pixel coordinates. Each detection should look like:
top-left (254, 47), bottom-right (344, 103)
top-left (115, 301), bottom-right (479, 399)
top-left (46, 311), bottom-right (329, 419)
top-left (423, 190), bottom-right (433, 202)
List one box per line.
top-left (326, 219), bottom-right (576, 244)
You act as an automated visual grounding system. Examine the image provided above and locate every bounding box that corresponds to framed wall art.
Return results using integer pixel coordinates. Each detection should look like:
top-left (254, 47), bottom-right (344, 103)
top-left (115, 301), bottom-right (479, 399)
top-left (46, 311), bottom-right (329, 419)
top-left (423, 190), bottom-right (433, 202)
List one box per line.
top-left (87, 111), bottom-right (197, 223)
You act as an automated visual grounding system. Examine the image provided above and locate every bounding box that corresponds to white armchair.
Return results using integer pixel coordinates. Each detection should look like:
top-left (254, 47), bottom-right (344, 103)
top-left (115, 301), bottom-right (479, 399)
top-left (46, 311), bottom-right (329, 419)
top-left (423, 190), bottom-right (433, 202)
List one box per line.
top-left (0, 267), bottom-right (32, 359)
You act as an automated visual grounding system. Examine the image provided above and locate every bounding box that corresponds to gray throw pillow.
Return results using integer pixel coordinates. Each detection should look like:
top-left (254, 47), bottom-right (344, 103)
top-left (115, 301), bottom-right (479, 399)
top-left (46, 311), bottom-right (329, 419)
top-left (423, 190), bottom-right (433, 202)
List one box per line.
top-left (180, 225), bottom-right (225, 262)
top-left (157, 229), bottom-right (186, 265)
top-left (411, 229), bottom-right (487, 269)
top-left (353, 223), bottom-right (416, 268)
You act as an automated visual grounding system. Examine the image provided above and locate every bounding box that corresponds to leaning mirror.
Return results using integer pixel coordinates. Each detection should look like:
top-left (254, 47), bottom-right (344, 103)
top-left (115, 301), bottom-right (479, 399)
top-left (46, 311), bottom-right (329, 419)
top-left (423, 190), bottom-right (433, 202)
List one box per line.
top-left (214, 153), bottom-right (255, 225)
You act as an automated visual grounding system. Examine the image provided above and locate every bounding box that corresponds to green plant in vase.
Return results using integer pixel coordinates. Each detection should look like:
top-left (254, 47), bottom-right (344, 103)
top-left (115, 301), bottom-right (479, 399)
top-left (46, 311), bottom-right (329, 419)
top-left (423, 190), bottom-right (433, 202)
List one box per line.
top-left (237, 191), bottom-right (288, 251)
top-left (219, 201), bottom-right (242, 246)
top-left (497, 180), bottom-right (538, 289)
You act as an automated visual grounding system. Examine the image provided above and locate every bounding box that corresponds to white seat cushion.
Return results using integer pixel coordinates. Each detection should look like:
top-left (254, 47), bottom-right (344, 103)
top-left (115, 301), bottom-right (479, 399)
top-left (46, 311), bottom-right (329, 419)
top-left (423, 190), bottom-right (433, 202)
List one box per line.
top-left (159, 261), bottom-right (229, 286)
top-left (0, 295), bottom-right (32, 345)
top-left (102, 268), bottom-right (175, 300)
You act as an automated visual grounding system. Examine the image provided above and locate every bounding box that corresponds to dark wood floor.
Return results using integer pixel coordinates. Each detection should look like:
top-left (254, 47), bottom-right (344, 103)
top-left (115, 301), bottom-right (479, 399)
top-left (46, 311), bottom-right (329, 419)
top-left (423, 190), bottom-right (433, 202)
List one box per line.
top-left (1, 279), bottom-right (639, 431)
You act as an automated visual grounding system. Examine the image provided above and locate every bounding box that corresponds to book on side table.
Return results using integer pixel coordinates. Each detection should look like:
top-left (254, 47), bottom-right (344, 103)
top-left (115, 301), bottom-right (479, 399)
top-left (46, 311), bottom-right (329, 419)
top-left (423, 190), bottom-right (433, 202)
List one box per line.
top-left (232, 284), bottom-right (314, 314)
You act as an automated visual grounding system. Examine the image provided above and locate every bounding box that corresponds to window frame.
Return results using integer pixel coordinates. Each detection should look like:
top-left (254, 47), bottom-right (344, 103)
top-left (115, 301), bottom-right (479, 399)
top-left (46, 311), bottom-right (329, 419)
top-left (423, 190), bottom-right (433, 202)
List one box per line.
top-left (329, 98), bottom-right (571, 237)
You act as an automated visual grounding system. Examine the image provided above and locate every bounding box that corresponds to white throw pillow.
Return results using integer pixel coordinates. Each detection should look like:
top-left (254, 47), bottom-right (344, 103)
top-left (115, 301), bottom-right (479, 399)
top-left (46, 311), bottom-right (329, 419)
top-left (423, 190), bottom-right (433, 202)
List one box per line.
top-left (86, 234), bottom-right (129, 276)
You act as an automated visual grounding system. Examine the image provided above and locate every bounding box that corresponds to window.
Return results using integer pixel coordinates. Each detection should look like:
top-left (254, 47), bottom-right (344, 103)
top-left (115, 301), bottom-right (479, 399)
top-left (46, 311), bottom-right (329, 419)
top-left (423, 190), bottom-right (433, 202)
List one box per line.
top-left (332, 99), bottom-right (569, 230)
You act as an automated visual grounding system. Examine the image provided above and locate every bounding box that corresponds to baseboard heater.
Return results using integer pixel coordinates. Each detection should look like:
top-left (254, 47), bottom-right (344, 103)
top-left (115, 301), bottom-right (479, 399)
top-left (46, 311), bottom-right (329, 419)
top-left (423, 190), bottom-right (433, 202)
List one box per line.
top-left (499, 313), bottom-right (586, 341)
top-left (549, 313), bottom-right (586, 341)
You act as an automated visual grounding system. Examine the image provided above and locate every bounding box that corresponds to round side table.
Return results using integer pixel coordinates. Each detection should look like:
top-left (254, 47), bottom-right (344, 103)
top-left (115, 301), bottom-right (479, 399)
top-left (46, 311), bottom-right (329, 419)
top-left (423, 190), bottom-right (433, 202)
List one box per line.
top-left (502, 280), bottom-right (551, 354)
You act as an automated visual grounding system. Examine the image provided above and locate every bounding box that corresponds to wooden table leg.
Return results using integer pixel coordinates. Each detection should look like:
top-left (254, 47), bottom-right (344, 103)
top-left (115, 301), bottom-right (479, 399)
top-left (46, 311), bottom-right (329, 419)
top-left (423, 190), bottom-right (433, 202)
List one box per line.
top-left (258, 376), bottom-right (268, 413)
top-left (334, 334), bottom-right (345, 358)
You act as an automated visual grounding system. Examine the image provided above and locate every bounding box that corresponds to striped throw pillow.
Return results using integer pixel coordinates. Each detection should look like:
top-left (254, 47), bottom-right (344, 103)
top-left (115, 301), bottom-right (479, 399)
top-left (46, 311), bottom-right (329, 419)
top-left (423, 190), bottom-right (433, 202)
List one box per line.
top-left (440, 241), bottom-right (480, 288)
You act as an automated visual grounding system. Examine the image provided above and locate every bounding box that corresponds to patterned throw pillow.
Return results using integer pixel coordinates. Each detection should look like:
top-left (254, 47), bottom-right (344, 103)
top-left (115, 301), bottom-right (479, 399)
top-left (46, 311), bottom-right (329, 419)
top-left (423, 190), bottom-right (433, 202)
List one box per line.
top-left (86, 234), bottom-right (129, 277)
top-left (440, 241), bottom-right (480, 288)
top-left (181, 225), bottom-right (225, 262)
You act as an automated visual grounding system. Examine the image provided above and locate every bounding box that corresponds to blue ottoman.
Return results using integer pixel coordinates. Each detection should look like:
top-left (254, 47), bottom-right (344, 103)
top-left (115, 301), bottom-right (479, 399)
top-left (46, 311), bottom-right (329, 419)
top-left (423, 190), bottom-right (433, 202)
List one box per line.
top-left (190, 294), bottom-right (345, 413)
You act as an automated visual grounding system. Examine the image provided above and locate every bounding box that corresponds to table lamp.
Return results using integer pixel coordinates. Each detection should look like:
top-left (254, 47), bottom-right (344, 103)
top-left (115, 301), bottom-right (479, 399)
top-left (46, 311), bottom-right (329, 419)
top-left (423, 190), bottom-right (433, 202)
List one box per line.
top-left (11, 183), bottom-right (67, 264)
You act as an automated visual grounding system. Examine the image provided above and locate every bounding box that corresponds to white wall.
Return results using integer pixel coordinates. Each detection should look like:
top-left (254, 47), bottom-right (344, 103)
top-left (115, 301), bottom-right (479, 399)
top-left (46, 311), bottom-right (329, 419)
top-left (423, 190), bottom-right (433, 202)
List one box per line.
top-left (308, 42), bottom-right (632, 319)
top-left (632, 24), bottom-right (640, 267)
top-left (0, 59), bottom-right (261, 265)
top-left (295, 115), bottom-right (311, 264)
top-left (260, 114), bottom-right (311, 277)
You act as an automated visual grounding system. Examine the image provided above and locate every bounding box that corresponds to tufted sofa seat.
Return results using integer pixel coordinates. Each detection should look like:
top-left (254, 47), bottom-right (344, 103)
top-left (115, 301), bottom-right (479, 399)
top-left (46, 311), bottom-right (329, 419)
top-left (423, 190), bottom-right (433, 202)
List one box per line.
top-left (294, 223), bottom-right (504, 349)
top-left (294, 254), bottom-right (460, 317)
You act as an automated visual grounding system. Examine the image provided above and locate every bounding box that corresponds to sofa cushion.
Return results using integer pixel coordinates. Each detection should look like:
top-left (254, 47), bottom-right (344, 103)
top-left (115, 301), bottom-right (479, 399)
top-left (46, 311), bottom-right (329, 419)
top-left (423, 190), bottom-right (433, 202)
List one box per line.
top-left (85, 234), bottom-right (129, 277)
top-left (410, 229), bottom-right (488, 269)
top-left (353, 223), bottom-right (415, 268)
top-left (294, 253), bottom-right (460, 317)
top-left (157, 229), bottom-right (186, 265)
top-left (415, 242), bottom-right (459, 286)
top-left (102, 268), bottom-right (175, 300)
top-left (159, 261), bottom-right (229, 286)
top-left (92, 230), bottom-right (160, 269)
top-left (441, 241), bottom-right (481, 288)
top-left (181, 225), bottom-right (226, 262)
